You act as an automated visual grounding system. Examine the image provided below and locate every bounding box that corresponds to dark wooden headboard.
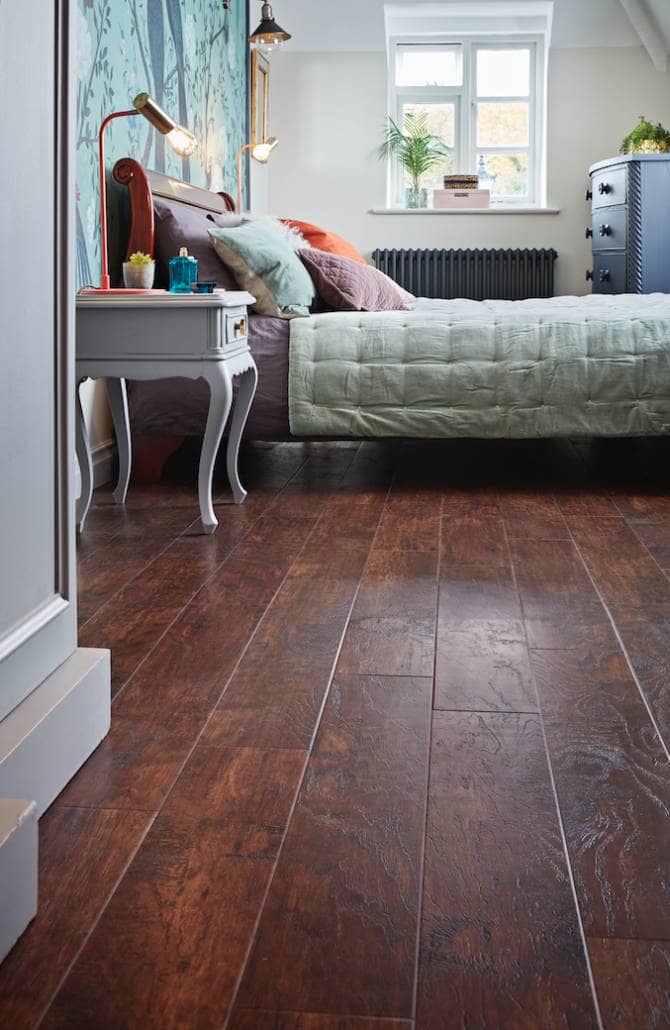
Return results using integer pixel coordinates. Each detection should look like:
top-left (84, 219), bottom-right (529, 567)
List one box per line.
top-left (112, 157), bottom-right (236, 260)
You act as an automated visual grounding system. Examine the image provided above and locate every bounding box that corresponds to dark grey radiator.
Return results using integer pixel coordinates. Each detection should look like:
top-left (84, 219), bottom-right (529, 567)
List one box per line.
top-left (372, 247), bottom-right (558, 300)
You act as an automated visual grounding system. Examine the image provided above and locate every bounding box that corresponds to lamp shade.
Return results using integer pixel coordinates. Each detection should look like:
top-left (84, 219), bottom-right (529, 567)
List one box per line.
top-left (249, 2), bottom-right (291, 44)
top-left (133, 92), bottom-right (197, 156)
top-left (251, 137), bottom-right (279, 163)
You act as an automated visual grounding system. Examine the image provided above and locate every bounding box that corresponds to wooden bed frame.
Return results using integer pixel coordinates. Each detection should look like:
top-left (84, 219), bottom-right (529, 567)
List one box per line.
top-left (111, 158), bottom-right (237, 482)
top-left (113, 157), bottom-right (236, 262)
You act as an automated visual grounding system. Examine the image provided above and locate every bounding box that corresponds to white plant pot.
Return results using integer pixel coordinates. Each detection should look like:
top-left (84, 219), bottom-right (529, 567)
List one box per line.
top-left (122, 262), bottom-right (155, 289)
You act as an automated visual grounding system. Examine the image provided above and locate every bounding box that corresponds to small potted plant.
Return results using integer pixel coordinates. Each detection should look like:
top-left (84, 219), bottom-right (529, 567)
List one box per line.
top-left (620, 116), bottom-right (670, 154)
top-left (122, 251), bottom-right (156, 289)
top-left (378, 112), bottom-right (452, 208)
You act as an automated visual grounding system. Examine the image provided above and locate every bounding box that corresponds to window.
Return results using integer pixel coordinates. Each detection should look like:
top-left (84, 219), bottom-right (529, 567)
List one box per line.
top-left (388, 38), bottom-right (544, 206)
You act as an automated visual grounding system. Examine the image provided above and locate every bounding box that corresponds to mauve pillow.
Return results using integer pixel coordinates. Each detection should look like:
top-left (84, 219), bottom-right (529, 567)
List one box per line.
top-left (153, 198), bottom-right (238, 289)
top-left (300, 248), bottom-right (409, 312)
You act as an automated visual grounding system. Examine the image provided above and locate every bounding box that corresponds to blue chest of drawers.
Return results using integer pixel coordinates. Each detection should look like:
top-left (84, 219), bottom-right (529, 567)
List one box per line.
top-left (586, 154), bottom-right (670, 294)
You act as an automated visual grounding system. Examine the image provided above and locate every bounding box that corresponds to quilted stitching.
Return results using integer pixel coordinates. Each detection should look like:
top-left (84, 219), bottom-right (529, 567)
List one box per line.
top-left (288, 294), bottom-right (670, 438)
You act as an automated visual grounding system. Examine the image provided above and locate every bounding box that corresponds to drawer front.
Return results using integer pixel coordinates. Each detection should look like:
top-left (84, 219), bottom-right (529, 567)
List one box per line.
top-left (591, 206), bottom-right (627, 251)
top-left (591, 166), bottom-right (627, 209)
top-left (591, 253), bottom-right (627, 294)
top-left (224, 309), bottom-right (248, 347)
top-left (207, 307), bottom-right (249, 352)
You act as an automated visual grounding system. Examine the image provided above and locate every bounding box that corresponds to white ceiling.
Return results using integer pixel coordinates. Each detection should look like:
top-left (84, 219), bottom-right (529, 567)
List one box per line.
top-left (272, 0), bottom-right (670, 62)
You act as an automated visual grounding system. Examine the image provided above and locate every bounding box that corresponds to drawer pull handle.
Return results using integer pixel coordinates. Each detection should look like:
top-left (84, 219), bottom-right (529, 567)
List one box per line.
top-left (598, 182), bottom-right (611, 195)
top-left (599, 224), bottom-right (611, 236)
top-left (585, 227), bottom-right (593, 238)
top-left (586, 270), bottom-right (594, 281)
top-left (234, 318), bottom-right (246, 337)
top-left (599, 269), bottom-right (610, 283)
top-left (585, 188), bottom-right (593, 201)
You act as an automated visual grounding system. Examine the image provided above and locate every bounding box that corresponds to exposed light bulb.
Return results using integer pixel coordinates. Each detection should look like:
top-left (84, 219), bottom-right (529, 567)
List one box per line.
top-left (167, 126), bottom-right (197, 156)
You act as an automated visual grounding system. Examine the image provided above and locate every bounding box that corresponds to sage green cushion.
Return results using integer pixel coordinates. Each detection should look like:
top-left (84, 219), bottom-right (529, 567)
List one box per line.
top-left (209, 222), bottom-right (315, 318)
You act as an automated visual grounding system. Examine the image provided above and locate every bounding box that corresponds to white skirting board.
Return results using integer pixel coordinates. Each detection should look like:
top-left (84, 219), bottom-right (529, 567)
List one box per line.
top-left (0, 647), bottom-right (110, 963)
top-left (75, 438), bottom-right (116, 496)
top-left (0, 799), bottom-right (38, 961)
top-left (0, 647), bottom-right (110, 816)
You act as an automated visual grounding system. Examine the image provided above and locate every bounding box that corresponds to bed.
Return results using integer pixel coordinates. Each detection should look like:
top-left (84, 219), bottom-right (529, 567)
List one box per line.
top-left (112, 159), bottom-right (670, 477)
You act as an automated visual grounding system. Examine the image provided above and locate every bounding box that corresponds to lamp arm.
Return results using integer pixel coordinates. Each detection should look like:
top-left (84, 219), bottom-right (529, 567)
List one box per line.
top-left (236, 143), bottom-right (252, 214)
top-left (98, 109), bottom-right (138, 288)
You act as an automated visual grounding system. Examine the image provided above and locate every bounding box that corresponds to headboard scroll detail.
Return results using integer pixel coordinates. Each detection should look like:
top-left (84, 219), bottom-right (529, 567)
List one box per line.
top-left (112, 157), bottom-right (236, 260)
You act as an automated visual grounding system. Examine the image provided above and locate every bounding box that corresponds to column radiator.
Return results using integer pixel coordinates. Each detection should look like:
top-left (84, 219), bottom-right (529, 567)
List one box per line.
top-left (372, 247), bottom-right (558, 300)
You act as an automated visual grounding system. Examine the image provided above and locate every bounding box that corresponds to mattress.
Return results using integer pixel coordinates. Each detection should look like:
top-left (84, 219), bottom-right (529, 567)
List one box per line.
top-left (127, 313), bottom-right (291, 439)
top-left (289, 294), bottom-right (670, 439)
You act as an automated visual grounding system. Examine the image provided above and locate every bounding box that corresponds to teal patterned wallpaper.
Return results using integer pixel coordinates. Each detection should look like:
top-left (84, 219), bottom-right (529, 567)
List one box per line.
top-left (76, 0), bottom-right (248, 286)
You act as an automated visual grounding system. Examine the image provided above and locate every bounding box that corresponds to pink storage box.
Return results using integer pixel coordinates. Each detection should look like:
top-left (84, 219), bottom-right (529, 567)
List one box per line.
top-left (433, 188), bottom-right (491, 209)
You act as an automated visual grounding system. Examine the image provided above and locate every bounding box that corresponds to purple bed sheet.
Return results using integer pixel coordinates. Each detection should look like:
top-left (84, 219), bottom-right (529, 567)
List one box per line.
top-left (127, 314), bottom-right (291, 439)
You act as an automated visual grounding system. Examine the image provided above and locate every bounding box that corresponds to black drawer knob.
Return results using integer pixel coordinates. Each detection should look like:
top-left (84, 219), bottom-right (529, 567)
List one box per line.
top-left (599, 269), bottom-right (610, 283)
top-left (598, 182), bottom-right (611, 195)
top-left (586, 270), bottom-right (594, 281)
top-left (599, 224), bottom-right (611, 236)
top-left (585, 227), bottom-right (593, 238)
top-left (585, 188), bottom-right (593, 201)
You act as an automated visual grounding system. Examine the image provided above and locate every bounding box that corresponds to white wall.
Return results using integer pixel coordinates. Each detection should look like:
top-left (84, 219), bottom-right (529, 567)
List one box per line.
top-left (267, 46), bottom-right (670, 297)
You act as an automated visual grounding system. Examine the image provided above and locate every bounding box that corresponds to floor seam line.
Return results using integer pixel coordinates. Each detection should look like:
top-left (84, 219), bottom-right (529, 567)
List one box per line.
top-left (221, 449), bottom-right (396, 1028)
top-left (503, 516), bottom-right (605, 1030)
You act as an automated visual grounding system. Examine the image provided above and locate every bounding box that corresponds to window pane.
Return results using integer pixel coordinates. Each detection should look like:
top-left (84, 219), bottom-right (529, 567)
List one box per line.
top-left (401, 103), bottom-right (456, 191)
top-left (396, 44), bottom-right (463, 87)
top-left (477, 102), bottom-right (529, 147)
top-left (478, 152), bottom-right (529, 198)
top-left (476, 49), bottom-right (530, 97)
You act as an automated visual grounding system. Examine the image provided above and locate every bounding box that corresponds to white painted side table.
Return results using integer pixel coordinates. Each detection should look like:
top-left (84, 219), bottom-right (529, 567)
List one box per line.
top-left (75, 291), bottom-right (257, 534)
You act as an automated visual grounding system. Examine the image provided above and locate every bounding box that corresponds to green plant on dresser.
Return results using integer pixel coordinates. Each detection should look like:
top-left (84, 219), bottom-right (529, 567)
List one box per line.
top-left (620, 116), bottom-right (670, 155)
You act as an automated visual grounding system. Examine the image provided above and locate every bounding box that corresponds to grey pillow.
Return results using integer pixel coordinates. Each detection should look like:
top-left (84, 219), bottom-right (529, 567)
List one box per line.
top-left (153, 198), bottom-right (238, 289)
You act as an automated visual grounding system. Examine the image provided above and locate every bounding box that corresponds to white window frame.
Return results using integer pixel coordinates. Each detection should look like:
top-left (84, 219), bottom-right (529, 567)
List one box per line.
top-left (387, 35), bottom-right (546, 208)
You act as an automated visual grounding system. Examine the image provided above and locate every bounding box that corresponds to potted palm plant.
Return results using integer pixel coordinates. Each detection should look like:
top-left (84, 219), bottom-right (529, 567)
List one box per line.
top-left (379, 112), bottom-right (452, 208)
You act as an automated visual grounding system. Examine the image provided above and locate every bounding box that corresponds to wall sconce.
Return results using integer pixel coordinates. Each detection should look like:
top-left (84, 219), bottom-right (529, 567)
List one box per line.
top-left (237, 137), bottom-right (279, 212)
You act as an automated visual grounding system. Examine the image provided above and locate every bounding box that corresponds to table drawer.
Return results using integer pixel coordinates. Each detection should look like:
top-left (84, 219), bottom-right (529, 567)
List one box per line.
top-left (591, 253), bottom-right (627, 294)
top-left (224, 309), bottom-right (248, 347)
top-left (591, 206), bottom-right (627, 251)
top-left (591, 166), bottom-right (626, 209)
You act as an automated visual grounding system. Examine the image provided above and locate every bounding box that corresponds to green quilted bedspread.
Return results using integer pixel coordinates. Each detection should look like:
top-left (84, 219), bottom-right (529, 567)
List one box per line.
top-left (288, 294), bottom-right (670, 438)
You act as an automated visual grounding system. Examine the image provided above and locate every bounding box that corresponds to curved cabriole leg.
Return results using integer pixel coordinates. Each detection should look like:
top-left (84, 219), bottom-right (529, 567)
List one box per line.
top-left (75, 380), bottom-right (93, 533)
top-left (106, 377), bottom-right (131, 505)
top-left (226, 364), bottom-right (258, 504)
top-left (199, 363), bottom-right (233, 534)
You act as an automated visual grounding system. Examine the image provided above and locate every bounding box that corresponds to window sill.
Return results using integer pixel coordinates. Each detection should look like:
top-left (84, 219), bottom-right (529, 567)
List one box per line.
top-left (369, 206), bottom-right (560, 215)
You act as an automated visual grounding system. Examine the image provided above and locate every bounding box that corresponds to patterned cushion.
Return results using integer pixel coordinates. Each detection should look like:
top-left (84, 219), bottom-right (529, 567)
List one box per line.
top-left (299, 248), bottom-right (410, 312)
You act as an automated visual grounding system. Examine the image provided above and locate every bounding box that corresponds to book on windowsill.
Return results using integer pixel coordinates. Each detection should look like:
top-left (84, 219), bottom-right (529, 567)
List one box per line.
top-left (443, 174), bottom-right (479, 190)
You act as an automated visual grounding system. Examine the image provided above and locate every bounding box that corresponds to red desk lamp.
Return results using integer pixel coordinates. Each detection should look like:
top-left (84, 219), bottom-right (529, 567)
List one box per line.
top-left (94, 92), bottom-right (197, 292)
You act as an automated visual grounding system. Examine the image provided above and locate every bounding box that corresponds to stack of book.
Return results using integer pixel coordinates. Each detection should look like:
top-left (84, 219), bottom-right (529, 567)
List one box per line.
top-left (443, 174), bottom-right (479, 190)
top-left (433, 172), bottom-right (491, 209)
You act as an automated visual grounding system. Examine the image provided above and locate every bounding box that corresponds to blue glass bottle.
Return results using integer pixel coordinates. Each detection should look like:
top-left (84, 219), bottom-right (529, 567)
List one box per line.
top-left (169, 247), bottom-right (198, 293)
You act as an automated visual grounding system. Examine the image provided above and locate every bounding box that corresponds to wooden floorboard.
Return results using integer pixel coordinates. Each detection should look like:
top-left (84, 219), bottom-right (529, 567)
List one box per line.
top-left (587, 937), bottom-right (670, 1029)
top-left (2, 439), bottom-right (669, 1028)
top-left (44, 747), bottom-right (306, 1028)
top-left (416, 711), bottom-right (598, 1028)
top-left (231, 674), bottom-right (432, 1022)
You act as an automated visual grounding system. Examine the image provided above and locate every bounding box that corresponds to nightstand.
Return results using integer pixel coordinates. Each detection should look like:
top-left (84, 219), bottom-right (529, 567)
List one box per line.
top-left (76, 291), bottom-right (257, 534)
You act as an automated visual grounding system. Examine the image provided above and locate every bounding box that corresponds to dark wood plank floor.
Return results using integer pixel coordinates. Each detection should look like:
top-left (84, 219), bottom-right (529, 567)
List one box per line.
top-left (2, 437), bottom-right (670, 1029)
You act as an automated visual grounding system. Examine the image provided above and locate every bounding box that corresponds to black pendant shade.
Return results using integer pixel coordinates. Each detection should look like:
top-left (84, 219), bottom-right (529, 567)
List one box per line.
top-left (249, 2), bottom-right (291, 44)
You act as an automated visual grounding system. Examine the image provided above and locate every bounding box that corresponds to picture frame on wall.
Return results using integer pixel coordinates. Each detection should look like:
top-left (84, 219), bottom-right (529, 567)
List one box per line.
top-left (250, 48), bottom-right (269, 144)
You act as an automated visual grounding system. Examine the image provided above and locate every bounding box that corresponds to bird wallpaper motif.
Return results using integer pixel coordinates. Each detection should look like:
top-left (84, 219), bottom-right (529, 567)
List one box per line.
top-left (76, 0), bottom-right (248, 286)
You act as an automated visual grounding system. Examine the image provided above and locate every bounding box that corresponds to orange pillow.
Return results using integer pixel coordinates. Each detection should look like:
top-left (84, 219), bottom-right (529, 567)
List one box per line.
top-left (281, 219), bottom-right (366, 264)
